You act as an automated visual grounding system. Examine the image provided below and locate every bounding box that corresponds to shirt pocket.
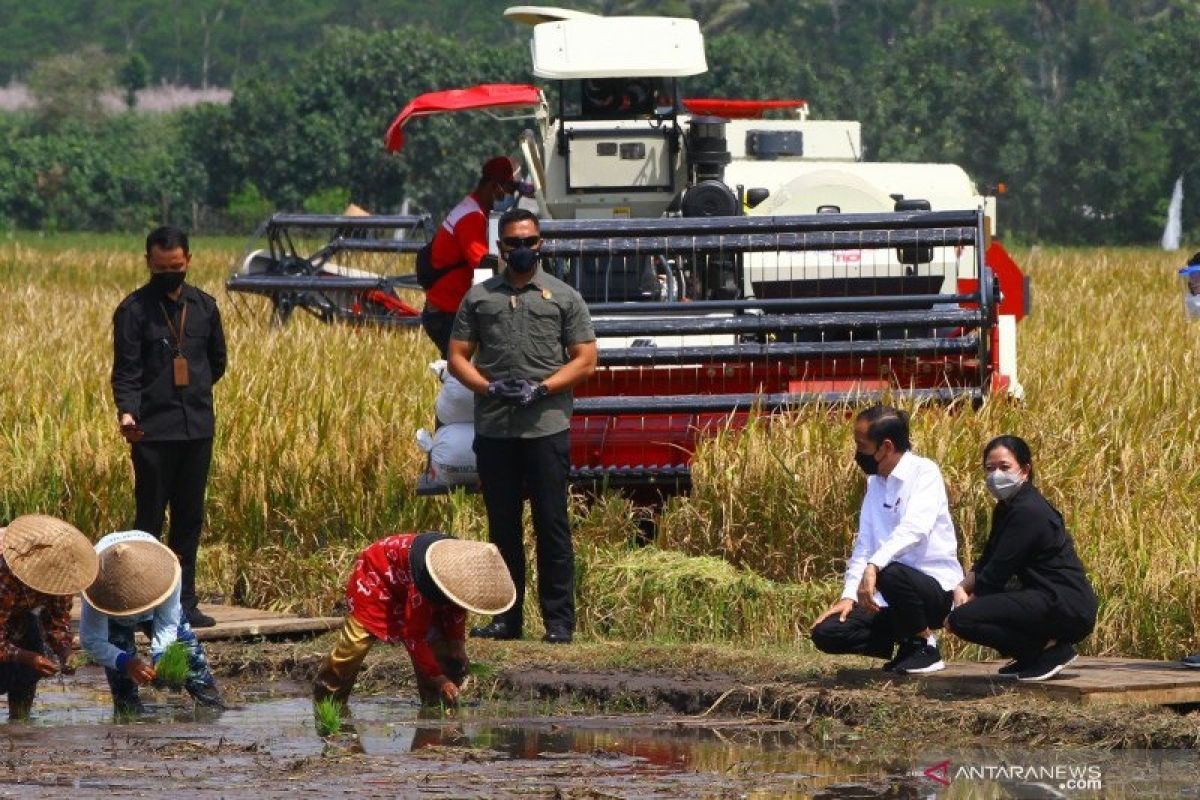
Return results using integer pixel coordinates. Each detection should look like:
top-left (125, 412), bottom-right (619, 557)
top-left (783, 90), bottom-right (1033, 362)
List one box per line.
top-left (478, 309), bottom-right (507, 343)
top-left (141, 321), bottom-right (174, 363)
top-left (525, 303), bottom-right (564, 361)
top-left (184, 315), bottom-right (211, 340)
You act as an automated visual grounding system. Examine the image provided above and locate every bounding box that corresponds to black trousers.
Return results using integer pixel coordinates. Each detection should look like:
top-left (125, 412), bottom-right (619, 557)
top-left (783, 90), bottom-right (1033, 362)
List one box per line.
top-left (0, 612), bottom-right (45, 719)
top-left (131, 437), bottom-right (213, 610)
top-left (811, 562), bottom-right (953, 659)
top-left (474, 431), bottom-right (574, 633)
top-left (947, 589), bottom-right (1095, 661)
top-left (421, 306), bottom-right (455, 359)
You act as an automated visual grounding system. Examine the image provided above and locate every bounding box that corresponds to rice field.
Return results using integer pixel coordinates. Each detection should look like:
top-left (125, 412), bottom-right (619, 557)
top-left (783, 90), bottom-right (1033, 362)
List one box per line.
top-left (1, 233), bottom-right (1197, 659)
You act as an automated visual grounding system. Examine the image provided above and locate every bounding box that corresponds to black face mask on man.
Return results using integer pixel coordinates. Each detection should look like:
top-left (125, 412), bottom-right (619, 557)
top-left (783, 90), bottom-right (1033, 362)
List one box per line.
top-left (506, 246), bottom-right (539, 274)
top-left (150, 271), bottom-right (186, 293)
top-left (854, 449), bottom-right (880, 476)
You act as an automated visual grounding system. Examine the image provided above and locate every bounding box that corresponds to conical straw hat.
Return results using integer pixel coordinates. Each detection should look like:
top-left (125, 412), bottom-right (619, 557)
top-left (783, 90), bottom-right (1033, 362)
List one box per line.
top-left (1, 515), bottom-right (99, 596)
top-left (426, 539), bottom-right (516, 615)
top-left (84, 531), bottom-right (181, 617)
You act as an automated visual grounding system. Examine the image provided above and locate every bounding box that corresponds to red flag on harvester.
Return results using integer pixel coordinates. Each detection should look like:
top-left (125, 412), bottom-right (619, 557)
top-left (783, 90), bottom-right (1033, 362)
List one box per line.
top-left (384, 83), bottom-right (543, 153)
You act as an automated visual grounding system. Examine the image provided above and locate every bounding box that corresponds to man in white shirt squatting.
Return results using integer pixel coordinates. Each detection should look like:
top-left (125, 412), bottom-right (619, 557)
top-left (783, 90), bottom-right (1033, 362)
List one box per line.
top-left (810, 405), bottom-right (963, 674)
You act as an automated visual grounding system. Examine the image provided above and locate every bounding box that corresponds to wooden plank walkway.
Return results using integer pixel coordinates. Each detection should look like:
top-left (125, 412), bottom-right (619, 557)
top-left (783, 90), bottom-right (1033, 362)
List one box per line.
top-left (69, 600), bottom-right (341, 643)
top-left (847, 656), bottom-right (1200, 707)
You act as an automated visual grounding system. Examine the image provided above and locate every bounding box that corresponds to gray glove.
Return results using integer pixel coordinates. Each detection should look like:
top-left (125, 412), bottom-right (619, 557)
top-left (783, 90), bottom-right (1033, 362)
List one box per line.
top-left (486, 379), bottom-right (519, 400)
top-left (487, 378), bottom-right (549, 406)
top-left (510, 379), bottom-right (550, 407)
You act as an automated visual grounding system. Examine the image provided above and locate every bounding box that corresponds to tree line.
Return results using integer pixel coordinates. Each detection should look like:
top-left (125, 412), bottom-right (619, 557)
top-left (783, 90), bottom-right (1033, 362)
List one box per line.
top-left (0, 2), bottom-right (1197, 243)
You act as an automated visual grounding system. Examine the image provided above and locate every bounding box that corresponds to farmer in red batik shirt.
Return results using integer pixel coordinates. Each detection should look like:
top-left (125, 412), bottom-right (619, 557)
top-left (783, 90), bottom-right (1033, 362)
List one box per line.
top-left (313, 532), bottom-right (516, 709)
top-left (0, 515), bottom-right (98, 720)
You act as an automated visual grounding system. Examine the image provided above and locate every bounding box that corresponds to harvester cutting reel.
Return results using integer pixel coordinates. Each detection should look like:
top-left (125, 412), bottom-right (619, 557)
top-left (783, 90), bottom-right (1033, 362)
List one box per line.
top-left (535, 207), bottom-right (1024, 496)
top-left (226, 213), bottom-right (433, 327)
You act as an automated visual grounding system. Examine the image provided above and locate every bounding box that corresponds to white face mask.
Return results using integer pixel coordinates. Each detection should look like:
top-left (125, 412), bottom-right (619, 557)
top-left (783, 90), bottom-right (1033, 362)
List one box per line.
top-left (985, 469), bottom-right (1024, 501)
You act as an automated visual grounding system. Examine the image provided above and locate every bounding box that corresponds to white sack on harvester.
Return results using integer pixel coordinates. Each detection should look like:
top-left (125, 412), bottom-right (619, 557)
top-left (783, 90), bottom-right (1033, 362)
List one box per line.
top-left (416, 424), bottom-right (478, 487)
top-left (430, 359), bottom-right (475, 425)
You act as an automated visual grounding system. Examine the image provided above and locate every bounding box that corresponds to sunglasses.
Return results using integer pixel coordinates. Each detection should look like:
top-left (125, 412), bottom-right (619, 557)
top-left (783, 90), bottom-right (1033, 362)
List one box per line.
top-left (500, 235), bottom-right (541, 249)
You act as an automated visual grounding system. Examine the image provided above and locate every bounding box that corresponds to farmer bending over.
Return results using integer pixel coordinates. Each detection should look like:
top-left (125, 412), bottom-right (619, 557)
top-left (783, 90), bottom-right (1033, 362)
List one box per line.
top-left (0, 515), bottom-right (98, 720)
top-left (811, 406), bottom-right (963, 674)
top-left (80, 531), bottom-right (224, 716)
top-left (313, 533), bottom-right (516, 709)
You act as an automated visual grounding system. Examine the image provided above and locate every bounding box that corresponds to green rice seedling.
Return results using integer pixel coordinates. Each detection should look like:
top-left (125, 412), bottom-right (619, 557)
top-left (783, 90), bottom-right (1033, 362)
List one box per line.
top-left (314, 697), bottom-right (344, 737)
top-left (155, 642), bottom-right (190, 689)
top-left (467, 661), bottom-right (498, 682)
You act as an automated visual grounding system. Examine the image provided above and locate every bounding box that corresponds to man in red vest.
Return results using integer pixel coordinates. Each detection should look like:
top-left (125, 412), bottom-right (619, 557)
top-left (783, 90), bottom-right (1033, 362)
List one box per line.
top-left (421, 156), bottom-right (528, 357)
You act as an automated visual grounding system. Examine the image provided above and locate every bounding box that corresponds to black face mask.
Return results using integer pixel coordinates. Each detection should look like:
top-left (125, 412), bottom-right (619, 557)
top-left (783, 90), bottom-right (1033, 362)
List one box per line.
top-left (506, 246), bottom-right (539, 274)
top-left (854, 449), bottom-right (880, 475)
top-left (150, 271), bottom-right (186, 293)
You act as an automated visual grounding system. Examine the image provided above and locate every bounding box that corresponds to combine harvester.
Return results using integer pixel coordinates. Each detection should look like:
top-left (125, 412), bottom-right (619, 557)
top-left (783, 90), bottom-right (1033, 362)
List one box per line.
top-left (228, 6), bottom-right (1029, 500)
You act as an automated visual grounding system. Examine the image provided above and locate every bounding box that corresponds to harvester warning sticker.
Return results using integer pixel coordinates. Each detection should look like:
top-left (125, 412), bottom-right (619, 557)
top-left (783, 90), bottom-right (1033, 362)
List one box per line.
top-left (612, 207), bottom-right (631, 218)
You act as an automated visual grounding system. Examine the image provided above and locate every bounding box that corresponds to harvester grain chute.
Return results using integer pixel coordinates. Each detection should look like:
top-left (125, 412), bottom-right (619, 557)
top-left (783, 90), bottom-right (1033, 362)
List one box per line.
top-left (226, 212), bottom-right (433, 326)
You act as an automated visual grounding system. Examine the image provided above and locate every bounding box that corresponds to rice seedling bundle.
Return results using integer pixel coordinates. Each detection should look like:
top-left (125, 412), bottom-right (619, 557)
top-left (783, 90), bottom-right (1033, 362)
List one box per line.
top-left (155, 642), bottom-right (190, 689)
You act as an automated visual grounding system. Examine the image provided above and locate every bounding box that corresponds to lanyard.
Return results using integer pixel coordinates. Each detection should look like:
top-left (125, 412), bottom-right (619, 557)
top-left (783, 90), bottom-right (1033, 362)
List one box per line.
top-left (160, 302), bottom-right (188, 354)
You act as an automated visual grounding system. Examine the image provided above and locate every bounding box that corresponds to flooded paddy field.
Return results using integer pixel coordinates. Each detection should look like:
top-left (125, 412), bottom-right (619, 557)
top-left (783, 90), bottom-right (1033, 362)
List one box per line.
top-left (3, 664), bottom-right (1199, 798)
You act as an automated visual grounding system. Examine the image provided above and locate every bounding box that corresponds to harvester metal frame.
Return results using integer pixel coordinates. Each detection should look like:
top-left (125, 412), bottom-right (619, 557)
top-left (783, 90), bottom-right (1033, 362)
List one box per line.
top-left (226, 213), bottom-right (433, 327)
top-left (535, 208), bottom-right (995, 495)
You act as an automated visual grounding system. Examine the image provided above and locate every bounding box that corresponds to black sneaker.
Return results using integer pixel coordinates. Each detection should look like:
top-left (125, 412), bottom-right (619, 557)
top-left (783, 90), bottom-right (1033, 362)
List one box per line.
top-left (1183, 653), bottom-right (1200, 669)
top-left (542, 628), bottom-right (573, 644)
top-left (1017, 642), bottom-right (1077, 682)
top-left (895, 643), bottom-right (946, 674)
top-left (997, 659), bottom-right (1028, 677)
top-left (469, 620), bottom-right (522, 640)
top-left (186, 606), bottom-right (216, 628)
top-left (882, 637), bottom-right (924, 672)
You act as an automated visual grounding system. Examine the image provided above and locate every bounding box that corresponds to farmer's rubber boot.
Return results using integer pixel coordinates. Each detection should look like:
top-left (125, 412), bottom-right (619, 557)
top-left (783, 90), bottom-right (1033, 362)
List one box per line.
top-left (113, 693), bottom-right (146, 719)
top-left (186, 678), bottom-right (226, 710)
top-left (7, 686), bottom-right (35, 721)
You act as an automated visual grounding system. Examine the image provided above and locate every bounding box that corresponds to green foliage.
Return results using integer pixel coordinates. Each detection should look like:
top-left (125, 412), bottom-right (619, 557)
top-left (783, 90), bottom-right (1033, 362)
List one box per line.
top-left (226, 183), bottom-right (272, 230)
top-left (0, 112), bottom-right (204, 231)
top-left (302, 186), bottom-right (351, 215)
top-left (26, 45), bottom-right (115, 130)
top-left (155, 642), bottom-right (190, 689)
top-left (0, 3), bottom-right (1199, 240)
top-left (118, 53), bottom-right (151, 109)
top-left (200, 25), bottom-right (528, 217)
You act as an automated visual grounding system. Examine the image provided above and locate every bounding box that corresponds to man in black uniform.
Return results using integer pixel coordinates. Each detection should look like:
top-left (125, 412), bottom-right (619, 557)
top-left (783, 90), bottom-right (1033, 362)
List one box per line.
top-left (111, 226), bottom-right (227, 628)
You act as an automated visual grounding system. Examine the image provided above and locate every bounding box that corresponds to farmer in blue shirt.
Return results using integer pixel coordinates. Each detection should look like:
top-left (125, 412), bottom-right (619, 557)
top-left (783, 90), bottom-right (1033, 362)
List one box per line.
top-left (79, 531), bottom-right (223, 716)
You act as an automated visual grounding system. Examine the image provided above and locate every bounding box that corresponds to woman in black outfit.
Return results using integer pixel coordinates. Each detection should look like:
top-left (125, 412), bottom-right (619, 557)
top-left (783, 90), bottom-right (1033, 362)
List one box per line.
top-left (946, 435), bottom-right (1098, 681)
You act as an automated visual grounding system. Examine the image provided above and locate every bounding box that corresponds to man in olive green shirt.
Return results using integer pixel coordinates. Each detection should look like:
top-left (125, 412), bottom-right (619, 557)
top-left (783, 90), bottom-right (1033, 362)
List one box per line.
top-left (448, 208), bottom-right (597, 644)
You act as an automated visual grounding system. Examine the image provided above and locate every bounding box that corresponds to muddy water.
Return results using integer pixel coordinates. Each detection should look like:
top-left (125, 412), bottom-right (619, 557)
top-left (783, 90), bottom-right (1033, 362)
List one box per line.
top-left (2, 669), bottom-right (1198, 798)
